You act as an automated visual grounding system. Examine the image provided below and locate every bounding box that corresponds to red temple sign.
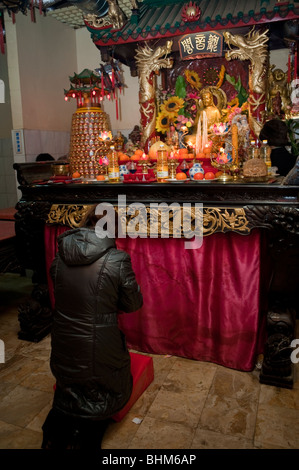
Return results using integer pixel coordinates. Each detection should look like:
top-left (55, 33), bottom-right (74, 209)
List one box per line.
top-left (178, 31), bottom-right (223, 60)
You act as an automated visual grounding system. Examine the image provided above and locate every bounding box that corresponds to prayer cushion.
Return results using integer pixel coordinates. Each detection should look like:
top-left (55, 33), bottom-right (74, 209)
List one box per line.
top-left (112, 352), bottom-right (154, 422)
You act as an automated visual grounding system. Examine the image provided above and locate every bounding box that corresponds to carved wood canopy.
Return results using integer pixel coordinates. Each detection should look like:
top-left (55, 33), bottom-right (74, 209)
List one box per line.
top-left (85, 0), bottom-right (299, 70)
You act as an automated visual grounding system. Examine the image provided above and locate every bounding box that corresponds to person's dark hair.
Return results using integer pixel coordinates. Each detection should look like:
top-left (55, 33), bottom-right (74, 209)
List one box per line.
top-left (36, 153), bottom-right (55, 162)
top-left (259, 119), bottom-right (289, 147)
top-left (81, 204), bottom-right (120, 237)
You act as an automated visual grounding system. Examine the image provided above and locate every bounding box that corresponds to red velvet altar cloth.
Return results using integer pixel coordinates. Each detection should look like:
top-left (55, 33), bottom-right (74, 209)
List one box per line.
top-left (44, 225), bottom-right (269, 372)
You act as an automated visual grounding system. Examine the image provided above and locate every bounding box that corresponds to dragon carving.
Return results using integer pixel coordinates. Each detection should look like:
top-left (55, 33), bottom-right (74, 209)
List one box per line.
top-left (224, 28), bottom-right (269, 138)
top-left (135, 41), bottom-right (173, 150)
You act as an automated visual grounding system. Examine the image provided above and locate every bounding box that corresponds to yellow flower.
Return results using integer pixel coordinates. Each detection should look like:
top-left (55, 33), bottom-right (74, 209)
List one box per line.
top-left (185, 70), bottom-right (201, 90)
top-left (156, 111), bottom-right (170, 133)
top-left (160, 96), bottom-right (185, 118)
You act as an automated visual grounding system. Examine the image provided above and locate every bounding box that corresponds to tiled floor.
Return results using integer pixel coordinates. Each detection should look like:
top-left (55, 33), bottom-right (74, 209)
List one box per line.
top-left (0, 272), bottom-right (299, 450)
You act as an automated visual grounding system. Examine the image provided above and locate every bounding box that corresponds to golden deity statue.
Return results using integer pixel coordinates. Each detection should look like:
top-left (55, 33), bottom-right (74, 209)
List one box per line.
top-left (199, 89), bottom-right (222, 129)
top-left (188, 86), bottom-right (226, 152)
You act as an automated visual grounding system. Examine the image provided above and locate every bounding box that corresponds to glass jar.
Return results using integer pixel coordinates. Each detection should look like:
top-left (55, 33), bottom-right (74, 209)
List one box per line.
top-left (157, 148), bottom-right (169, 182)
top-left (108, 145), bottom-right (120, 182)
top-left (260, 139), bottom-right (272, 172)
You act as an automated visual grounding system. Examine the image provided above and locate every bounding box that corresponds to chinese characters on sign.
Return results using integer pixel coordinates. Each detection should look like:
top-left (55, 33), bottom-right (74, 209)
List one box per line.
top-left (179, 31), bottom-right (223, 60)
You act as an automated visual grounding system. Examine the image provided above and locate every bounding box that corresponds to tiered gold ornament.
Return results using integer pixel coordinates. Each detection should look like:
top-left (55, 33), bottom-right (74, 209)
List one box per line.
top-left (69, 108), bottom-right (111, 179)
top-left (65, 69), bottom-right (112, 179)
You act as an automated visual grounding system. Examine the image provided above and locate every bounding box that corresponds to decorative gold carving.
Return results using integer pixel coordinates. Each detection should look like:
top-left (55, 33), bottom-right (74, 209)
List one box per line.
top-left (107, 0), bottom-right (127, 30)
top-left (47, 204), bottom-right (250, 237)
top-left (135, 41), bottom-right (173, 148)
top-left (224, 27), bottom-right (269, 137)
top-left (84, 14), bottom-right (112, 28)
top-left (202, 208), bottom-right (250, 236)
top-left (267, 65), bottom-right (291, 116)
top-left (47, 205), bottom-right (90, 228)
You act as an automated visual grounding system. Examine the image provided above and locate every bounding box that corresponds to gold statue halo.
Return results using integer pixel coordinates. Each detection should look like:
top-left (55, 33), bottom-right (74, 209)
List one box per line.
top-left (199, 86), bottom-right (227, 113)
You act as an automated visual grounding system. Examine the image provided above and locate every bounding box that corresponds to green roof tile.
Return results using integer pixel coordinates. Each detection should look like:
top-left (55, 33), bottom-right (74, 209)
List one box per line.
top-left (89, 0), bottom-right (299, 46)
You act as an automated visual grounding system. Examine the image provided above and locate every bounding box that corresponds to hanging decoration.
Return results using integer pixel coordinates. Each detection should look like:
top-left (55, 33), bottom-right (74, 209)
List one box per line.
top-left (0, 0), bottom-right (44, 54)
top-left (95, 60), bottom-right (124, 120)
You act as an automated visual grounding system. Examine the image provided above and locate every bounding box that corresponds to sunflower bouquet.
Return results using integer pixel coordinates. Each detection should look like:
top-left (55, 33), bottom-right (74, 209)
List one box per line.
top-left (156, 74), bottom-right (199, 135)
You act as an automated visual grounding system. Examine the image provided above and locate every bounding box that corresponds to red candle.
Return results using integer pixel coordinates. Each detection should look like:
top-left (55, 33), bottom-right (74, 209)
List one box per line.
top-left (288, 54), bottom-right (291, 83)
top-left (294, 51), bottom-right (297, 80)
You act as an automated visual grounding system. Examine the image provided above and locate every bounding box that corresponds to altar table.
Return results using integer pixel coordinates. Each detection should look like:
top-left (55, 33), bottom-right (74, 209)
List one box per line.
top-left (12, 163), bottom-right (299, 385)
top-left (44, 224), bottom-right (269, 372)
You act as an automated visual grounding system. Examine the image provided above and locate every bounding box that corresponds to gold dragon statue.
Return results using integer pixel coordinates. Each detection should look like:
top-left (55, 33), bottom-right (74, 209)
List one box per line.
top-left (224, 27), bottom-right (269, 138)
top-left (135, 41), bottom-right (173, 151)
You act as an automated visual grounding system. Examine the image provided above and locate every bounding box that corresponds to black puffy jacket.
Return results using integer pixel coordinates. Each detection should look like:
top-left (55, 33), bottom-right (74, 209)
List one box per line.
top-left (49, 228), bottom-right (143, 420)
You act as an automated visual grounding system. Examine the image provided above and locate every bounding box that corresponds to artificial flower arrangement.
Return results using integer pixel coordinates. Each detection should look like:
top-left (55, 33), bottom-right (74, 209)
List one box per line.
top-left (156, 71), bottom-right (201, 134)
top-left (156, 66), bottom-right (250, 152)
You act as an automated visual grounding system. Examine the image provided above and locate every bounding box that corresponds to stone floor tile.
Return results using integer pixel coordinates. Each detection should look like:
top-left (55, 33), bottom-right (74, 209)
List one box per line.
top-left (0, 355), bottom-right (45, 385)
top-left (199, 367), bottom-right (260, 439)
top-left (26, 400), bottom-right (53, 433)
top-left (128, 416), bottom-right (195, 449)
top-left (0, 385), bottom-right (53, 427)
top-left (161, 359), bottom-right (217, 393)
top-left (191, 427), bottom-right (254, 449)
top-left (259, 383), bottom-right (299, 410)
top-left (20, 360), bottom-right (55, 393)
top-left (255, 404), bottom-right (299, 449)
top-left (0, 420), bottom-right (42, 450)
top-left (102, 412), bottom-right (142, 449)
top-left (146, 388), bottom-right (206, 428)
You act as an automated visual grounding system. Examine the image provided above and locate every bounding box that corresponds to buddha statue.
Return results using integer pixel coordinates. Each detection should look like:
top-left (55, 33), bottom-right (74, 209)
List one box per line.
top-left (200, 89), bottom-right (222, 129)
top-left (188, 87), bottom-right (226, 153)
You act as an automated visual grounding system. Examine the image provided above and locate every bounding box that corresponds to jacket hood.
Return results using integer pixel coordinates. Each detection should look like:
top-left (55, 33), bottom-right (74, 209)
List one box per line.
top-left (57, 228), bottom-right (116, 266)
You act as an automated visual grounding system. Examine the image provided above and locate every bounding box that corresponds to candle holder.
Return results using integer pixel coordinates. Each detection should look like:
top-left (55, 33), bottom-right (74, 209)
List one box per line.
top-left (168, 158), bottom-right (179, 180)
top-left (210, 134), bottom-right (239, 181)
top-left (178, 125), bottom-right (190, 148)
top-left (140, 158), bottom-right (149, 174)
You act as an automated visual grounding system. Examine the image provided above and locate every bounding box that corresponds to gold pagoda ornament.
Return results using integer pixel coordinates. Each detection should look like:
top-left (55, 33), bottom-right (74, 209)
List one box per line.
top-left (65, 68), bottom-right (112, 179)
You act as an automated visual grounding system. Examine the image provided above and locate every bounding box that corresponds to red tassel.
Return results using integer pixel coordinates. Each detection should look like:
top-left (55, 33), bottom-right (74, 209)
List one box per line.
top-left (112, 67), bottom-right (115, 87)
top-left (101, 73), bottom-right (104, 98)
top-left (0, 20), bottom-right (5, 55)
top-left (39, 0), bottom-right (43, 15)
top-left (12, 12), bottom-right (16, 24)
top-left (30, 0), bottom-right (35, 22)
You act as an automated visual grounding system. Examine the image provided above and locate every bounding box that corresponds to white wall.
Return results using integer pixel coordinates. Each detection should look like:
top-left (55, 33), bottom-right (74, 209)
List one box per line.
top-left (14, 13), bottom-right (77, 131)
top-left (270, 48), bottom-right (289, 72)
